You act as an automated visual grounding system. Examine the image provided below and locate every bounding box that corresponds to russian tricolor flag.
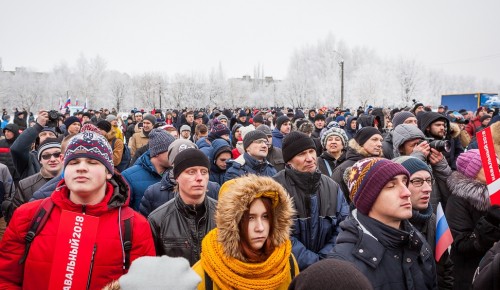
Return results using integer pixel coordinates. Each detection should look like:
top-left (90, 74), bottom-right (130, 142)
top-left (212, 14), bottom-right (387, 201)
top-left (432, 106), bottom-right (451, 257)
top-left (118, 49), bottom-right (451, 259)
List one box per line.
top-left (64, 97), bottom-right (71, 108)
top-left (435, 202), bottom-right (453, 262)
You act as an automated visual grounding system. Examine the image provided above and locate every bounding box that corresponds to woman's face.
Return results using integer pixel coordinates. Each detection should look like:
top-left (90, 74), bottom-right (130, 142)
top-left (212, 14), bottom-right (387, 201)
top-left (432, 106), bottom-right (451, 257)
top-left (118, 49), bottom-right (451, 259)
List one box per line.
top-left (246, 198), bottom-right (270, 251)
top-left (235, 129), bottom-right (241, 139)
top-left (326, 135), bottom-right (343, 154)
top-left (363, 134), bottom-right (383, 156)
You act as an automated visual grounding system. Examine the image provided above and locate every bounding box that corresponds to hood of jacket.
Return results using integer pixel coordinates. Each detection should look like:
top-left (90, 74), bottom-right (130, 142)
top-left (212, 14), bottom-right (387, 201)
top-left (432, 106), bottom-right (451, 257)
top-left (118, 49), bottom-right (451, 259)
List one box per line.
top-left (272, 127), bottom-right (283, 138)
top-left (138, 150), bottom-right (158, 174)
top-left (196, 137), bottom-right (211, 150)
top-left (3, 123), bottom-right (20, 141)
top-left (417, 111), bottom-right (450, 137)
top-left (345, 116), bottom-right (357, 134)
top-left (51, 171), bottom-right (130, 215)
top-left (210, 139), bottom-right (232, 173)
top-left (392, 124), bottom-right (425, 155)
top-left (347, 138), bottom-right (383, 158)
top-left (216, 175), bottom-right (295, 261)
top-left (447, 170), bottom-right (489, 212)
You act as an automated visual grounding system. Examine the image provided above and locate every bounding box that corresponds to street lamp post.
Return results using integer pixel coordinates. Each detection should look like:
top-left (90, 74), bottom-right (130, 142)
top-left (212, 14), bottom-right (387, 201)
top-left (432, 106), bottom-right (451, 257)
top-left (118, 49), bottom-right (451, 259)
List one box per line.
top-left (332, 51), bottom-right (345, 110)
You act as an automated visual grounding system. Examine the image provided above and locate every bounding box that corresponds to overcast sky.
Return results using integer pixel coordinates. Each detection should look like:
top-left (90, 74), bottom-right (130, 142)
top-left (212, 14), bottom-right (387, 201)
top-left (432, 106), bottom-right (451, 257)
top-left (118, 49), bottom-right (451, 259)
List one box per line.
top-left (1, 0), bottom-right (499, 82)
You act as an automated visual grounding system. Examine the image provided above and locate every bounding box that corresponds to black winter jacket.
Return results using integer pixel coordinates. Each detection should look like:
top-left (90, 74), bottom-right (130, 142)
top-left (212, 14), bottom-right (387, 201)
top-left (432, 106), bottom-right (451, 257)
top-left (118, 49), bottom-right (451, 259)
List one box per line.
top-left (273, 168), bottom-right (349, 270)
top-left (330, 210), bottom-right (438, 290)
top-left (472, 241), bottom-right (500, 290)
top-left (148, 195), bottom-right (217, 266)
top-left (10, 123), bottom-right (44, 179)
top-left (331, 147), bottom-right (366, 202)
top-left (317, 151), bottom-right (345, 178)
top-left (446, 171), bottom-right (500, 289)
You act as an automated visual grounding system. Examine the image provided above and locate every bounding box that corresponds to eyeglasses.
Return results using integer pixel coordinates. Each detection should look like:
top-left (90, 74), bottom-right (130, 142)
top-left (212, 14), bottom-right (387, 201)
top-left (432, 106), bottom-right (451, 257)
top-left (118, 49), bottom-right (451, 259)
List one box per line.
top-left (252, 139), bottom-right (269, 146)
top-left (409, 178), bottom-right (434, 187)
top-left (41, 152), bottom-right (62, 160)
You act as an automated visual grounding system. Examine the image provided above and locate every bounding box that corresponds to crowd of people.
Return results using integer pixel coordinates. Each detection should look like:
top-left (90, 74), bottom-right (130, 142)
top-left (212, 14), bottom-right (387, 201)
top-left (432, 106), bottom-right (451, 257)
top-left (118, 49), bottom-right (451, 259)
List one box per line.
top-left (0, 102), bottom-right (498, 289)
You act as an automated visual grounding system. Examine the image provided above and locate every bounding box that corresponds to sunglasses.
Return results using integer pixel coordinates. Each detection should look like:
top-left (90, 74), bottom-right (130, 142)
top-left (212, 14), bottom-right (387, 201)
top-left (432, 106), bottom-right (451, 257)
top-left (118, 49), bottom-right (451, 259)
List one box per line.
top-left (41, 152), bottom-right (62, 160)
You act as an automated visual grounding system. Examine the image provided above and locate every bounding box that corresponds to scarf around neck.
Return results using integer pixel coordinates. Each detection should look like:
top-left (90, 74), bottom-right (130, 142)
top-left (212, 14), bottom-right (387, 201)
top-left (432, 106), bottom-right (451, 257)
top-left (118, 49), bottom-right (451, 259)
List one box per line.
top-left (357, 212), bottom-right (410, 249)
top-left (201, 229), bottom-right (292, 290)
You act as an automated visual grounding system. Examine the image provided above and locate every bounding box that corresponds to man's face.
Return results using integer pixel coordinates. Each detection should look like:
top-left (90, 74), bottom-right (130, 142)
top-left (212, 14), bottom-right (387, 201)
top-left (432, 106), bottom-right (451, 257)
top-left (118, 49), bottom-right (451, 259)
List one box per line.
top-left (186, 114), bottom-right (194, 123)
top-left (40, 148), bottom-right (63, 176)
top-left (350, 120), bottom-right (357, 130)
top-left (338, 120), bottom-right (346, 126)
top-left (219, 119), bottom-right (228, 126)
top-left (181, 130), bottom-right (191, 139)
top-left (246, 138), bottom-right (268, 160)
top-left (67, 122), bottom-right (82, 135)
top-left (401, 138), bottom-right (421, 156)
top-left (176, 166), bottom-right (209, 203)
top-left (482, 117), bottom-right (491, 126)
top-left (39, 131), bottom-right (57, 143)
top-left (64, 157), bottom-right (112, 200)
top-left (428, 121), bottom-right (446, 139)
top-left (280, 121), bottom-right (291, 135)
top-left (408, 170), bottom-right (432, 211)
top-left (403, 117), bottom-right (418, 126)
top-left (167, 129), bottom-right (178, 139)
top-left (215, 152), bottom-right (231, 170)
top-left (239, 116), bottom-right (247, 123)
top-left (82, 116), bottom-right (90, 123)
top-left (369, 174), bottom-right (412, 227)
top-left (110, 120), bottom-right (118, 126)
top-left (154, 151), bottom-right (171, 171)
top-left (142, 120), bottom-right (153, 132)
top-left (194, 118), bottom-right (203, 125)
top-left (314, 119), bottom-right (325, 129)
top-left (438, 107), bottom-right (445, 113)
top-left (4, 130), bottom-right (14, 140)
top-left (362, 134), bottom-right (383, 156)
top-left (415, 106), bottom-right (424, 114)
top-left (287, 148), bottom-right (317, 173)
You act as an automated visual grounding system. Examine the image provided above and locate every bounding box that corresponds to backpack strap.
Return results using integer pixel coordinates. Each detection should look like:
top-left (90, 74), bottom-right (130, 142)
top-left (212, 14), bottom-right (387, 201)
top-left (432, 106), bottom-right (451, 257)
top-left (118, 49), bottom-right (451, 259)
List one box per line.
top-left (289, 254), bottom-right (296, 279)
top-left (204, 271), bottom-right (213, 290)
top-left (19, 198), bottom-right (55, 264)
top-left (323, 159), bottom-right (333, 176)
top-left (119, 207), bottom-right (134, 271)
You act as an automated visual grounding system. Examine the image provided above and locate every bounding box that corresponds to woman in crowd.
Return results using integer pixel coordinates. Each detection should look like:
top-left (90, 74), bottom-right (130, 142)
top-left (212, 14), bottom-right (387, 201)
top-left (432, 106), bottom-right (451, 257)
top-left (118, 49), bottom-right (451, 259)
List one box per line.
top-left (317, 127), bottom-right (348, 177)
top-left (193, 175), bottom-right (298, 289)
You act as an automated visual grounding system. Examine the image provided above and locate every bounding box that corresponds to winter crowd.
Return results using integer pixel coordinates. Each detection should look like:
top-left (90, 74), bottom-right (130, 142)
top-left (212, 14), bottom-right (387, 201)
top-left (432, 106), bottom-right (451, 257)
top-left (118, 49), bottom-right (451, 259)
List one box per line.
top-left (0, 102), bottom-right (499, 289)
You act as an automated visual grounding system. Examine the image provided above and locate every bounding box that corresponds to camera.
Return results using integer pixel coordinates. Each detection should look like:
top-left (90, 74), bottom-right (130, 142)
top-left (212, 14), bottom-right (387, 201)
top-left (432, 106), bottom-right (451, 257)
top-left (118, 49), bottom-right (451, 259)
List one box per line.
top-left (421, 137), bottom-right (450, 153)
top-left (46, 110), bottom-right (61, 128)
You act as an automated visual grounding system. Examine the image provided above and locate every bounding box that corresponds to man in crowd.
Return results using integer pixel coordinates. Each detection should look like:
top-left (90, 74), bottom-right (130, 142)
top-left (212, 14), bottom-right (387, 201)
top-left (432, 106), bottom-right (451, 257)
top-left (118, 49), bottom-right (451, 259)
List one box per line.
top-left (311, 114), bottom-right (326, 138)
top-left (256, 124), bottom-right (285, 172)
top-left (180, 125), bottom-right (192, 140)
top-left (272, 115), bottom-right (291, 148)
top-left (129, 113), bottom-right (156, 157)
top-left (126, 112), bottom-right (143, 143)
top-left (465, 106), bottom-right (488, 137)
top-left (224, 130), bottom-right (277, 182)
top-left (148, 148), bottom-right (216, 266)
top-left (273, 131), bottom-right (349, 270)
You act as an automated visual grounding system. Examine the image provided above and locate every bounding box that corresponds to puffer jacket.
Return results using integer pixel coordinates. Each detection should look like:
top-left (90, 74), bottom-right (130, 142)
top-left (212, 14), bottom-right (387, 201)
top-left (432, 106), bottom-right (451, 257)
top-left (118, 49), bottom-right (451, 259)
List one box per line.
top-left (267, 146), bottom-right (285, 172)
top-left (472, 241), bottom-right (500, 290)
top-left (209, 139), bottom-right (232, 185)
top-left (273, 168), bottom-right (349, 270)
top-left (121, 151), bottom-right (162, 210)
top-left (148, 194), bottom-right (217, 266)
top-left (224, 152), bottom-right (277, 183)
top-left (192, 175), bottom-right (299, 290)
top-left (345, 116), bottom-right (357, 140)
top-left (0, 173), bottom-right (155, 290)
top-left (0, 123), bottom-right (20, 181)
top-left (329, 210), bottom-right (437, 290)
top-left (272, 128), bottom-right (284, 148)
top-left (446, 171), bottom-right (500, 289)
top-left (196, 137), bottom-right (213, 158)
top-left (140, 169), bottom-right (220, 217)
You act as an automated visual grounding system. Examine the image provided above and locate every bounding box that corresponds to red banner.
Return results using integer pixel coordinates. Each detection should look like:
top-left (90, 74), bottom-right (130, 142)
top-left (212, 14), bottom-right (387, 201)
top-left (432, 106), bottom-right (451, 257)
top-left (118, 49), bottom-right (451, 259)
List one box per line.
top-left (476, 127), bottom-right (500, 205)
top-left (49, 210), bottom-right (100, 290)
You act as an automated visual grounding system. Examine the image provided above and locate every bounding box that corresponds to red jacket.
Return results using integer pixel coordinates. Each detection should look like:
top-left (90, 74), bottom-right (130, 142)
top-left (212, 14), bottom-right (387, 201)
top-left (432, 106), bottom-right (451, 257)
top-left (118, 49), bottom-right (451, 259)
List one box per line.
top-left (0, 176), bottom-right (155, 290)
top-left (465, 116), bottom-right (482, 138)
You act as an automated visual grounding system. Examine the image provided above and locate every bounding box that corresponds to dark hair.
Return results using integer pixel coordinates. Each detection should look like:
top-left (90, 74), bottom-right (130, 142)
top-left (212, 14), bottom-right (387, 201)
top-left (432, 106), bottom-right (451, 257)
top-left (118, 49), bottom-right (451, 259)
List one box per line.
top-left (238, 197), bottom-right (275, 262)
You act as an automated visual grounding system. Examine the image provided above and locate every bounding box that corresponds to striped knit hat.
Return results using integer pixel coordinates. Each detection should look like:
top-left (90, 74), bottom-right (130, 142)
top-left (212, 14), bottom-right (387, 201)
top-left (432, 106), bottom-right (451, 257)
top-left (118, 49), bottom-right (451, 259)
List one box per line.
top-left (347, 158), bottom-right (409, 214)
top-left (64, 131), bottom-right (114, 173)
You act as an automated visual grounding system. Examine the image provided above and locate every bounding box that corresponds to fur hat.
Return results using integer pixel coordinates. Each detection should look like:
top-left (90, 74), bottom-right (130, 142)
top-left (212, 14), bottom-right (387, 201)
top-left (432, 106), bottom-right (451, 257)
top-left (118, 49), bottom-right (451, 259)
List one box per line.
top-left (346, 158), bottom-right (409, 214)
top-left (64, 131), bottom-right (114, 173)
top-left (149, 128), bottom-right (176, 157)
top-left (456, 149), bottom-right (483, 179)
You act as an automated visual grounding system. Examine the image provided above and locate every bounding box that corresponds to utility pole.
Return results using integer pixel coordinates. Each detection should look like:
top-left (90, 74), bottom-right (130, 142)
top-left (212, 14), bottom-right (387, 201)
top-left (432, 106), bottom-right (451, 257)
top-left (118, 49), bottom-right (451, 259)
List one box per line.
top-left (159, 82), bottom-right (162, 110)
top-left (340, 60), bottom-right (344, 110)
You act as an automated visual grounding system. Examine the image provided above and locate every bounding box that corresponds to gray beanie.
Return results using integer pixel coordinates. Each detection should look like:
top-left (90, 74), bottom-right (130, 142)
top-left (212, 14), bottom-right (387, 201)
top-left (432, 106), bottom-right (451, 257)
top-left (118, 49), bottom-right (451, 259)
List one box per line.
top-left (256, 124), bottom-right (272, 136)
top-left (149, 128), bottom-right (176, 157)
top-left (167, 139), bottom-right (197, 165)
top-left (142, 113), bottom-right (156, 125)
top-left (392, 111), bottom-right (416, 128)
top-left (106, 114), bottom-right (117, 122)
top-left (180, 124), bottom-right (191, 132)
top-left (320, 127), bottom-right (348, 149)
top-left (243, 130), bottom-right (268, 150)
top-left (119, 256), bottom-right (201, 290)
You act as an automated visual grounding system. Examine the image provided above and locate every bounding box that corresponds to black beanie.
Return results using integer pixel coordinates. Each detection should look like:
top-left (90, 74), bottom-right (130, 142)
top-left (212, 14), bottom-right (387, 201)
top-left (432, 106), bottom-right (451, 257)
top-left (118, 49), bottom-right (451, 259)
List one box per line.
top-left (314, 114), bottom-right (326, 121)
top-left (173, 148), bottom-right (210, 179)
top-left (282, 131), bottom-right (316, 163)
top-left (275, 115), bottom-right (289, 131)
top-left (289, 259), bottom-right (372, 290)
top-left (96, 120), bottom-right (112, 133)
top-left (354, 126), bottom-right (381, 146)
top-left (243, 130), bottom-right (268, 151)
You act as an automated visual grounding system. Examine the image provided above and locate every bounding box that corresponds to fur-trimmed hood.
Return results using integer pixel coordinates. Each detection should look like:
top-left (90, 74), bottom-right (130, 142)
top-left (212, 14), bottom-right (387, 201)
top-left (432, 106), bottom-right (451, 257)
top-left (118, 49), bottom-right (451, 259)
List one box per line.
top-left (348, 138), bottom-right (383, 157)
top-left (215, 175), bottom-right (295, 261)
top-left (447, 170), bottom-right (489, 212)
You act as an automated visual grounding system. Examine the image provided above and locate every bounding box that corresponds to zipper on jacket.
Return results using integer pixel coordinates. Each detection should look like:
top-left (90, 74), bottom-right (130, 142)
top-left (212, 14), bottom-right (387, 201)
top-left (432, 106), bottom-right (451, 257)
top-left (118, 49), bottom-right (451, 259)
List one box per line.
top-left (82, 204), bottom-right (87, 214)
top-left (86, 244), bottom-right (97, 290)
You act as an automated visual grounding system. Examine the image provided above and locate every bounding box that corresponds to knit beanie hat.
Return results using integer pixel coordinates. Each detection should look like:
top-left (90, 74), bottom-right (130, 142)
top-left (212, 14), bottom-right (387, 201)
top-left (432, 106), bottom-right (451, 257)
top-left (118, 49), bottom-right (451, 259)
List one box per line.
top-left (289, 258), bottom-right (372, 290)
top-left (64, 131), bottom-right (114, 173)
top-left (81, 123), bottom-right (102, 135)
top-left (238, 109), bottom-right (247, 117)
top-left (209, 123), bottom-right (230, 139)
top-left (64, 116), bottom-right (81, 128)
top-left (168, 139), bottom-right (197, 165)
top-left (105, 114), bottom-right (117, 122)
top-left (180, 124), bottom-right (191, 132)
top-left (353, 127), bottom-right (381, 146)
top-left (149, 128), bottom-right (176, 157)
top-left (456, 149), bottom-right (483, 179)
top-left (392, 156), bottom-right (432, 177)
top-left (252, 114), bottom-right (264, 124)
top-left (173, 148), bottom-right (210, 179)
top-left (217, 114), bottom-right (228, 122)
top-left (96, 120), bottom-right (112, 133)
top-left (282, 131), bottom-right (316, 163)
top-left (320, 127), bottom-right (348, 149)
top-left (392, 111), bottom-right (416, 128)
top-left (119, 256), bottom-right (201, 290)
top-left (347, 158), bottom-right (409, 214)
top-left (243, 130), bottom-right (268, 150)
top-left (143, 113), bottom-right (156, 125)
top-left (275, 115), bottom-right (290, 131)
top-left (335, 116), bottom-right (346, 122)
top-left (256, 124), bottom-right (272, 136)
top-left (37, 138), bottom-right (61, 160)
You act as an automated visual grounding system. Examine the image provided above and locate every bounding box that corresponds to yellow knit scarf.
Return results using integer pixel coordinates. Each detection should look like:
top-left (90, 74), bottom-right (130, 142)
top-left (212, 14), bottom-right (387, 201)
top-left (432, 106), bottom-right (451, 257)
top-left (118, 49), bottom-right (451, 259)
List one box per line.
top-left (201, 229), bottom-right (292, 290)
